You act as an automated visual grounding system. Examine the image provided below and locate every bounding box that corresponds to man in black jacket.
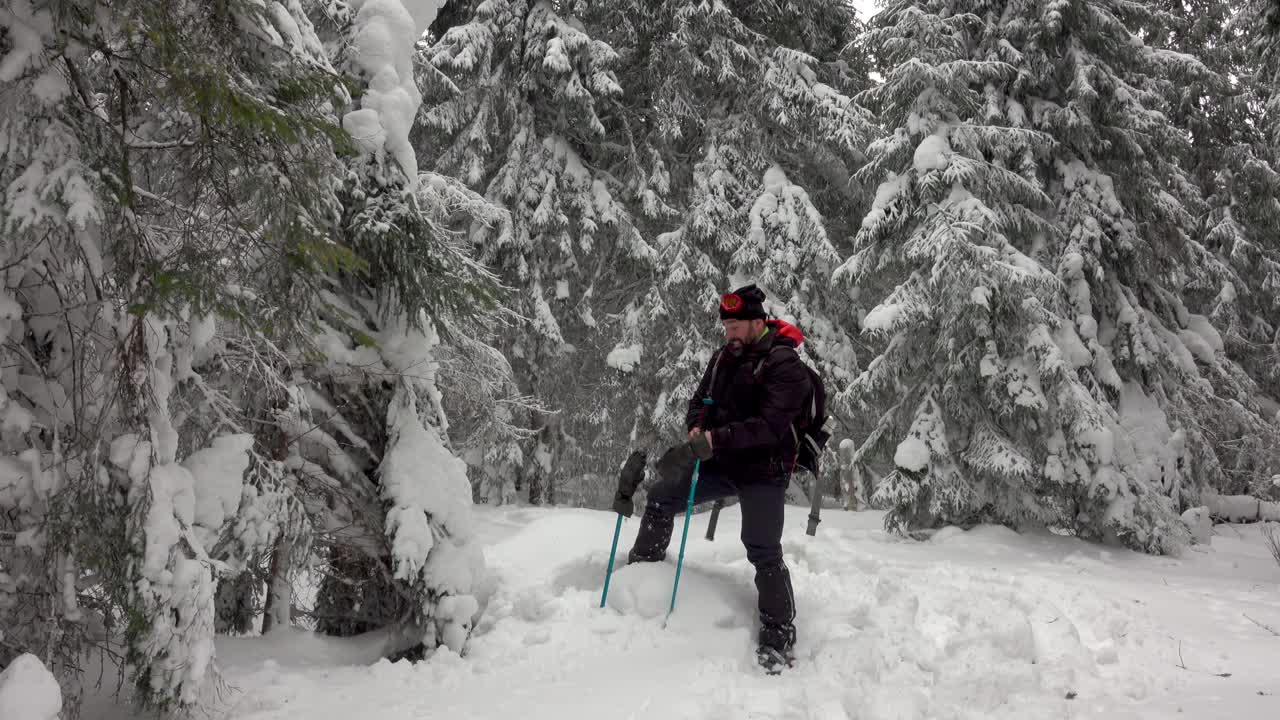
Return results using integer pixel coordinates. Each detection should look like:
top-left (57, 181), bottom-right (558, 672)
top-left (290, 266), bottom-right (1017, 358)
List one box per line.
top-left (627, 284), bottom-right (811, 672)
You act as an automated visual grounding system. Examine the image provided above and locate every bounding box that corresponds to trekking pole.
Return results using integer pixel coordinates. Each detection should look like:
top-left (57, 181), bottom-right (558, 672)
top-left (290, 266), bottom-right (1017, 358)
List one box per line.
top-left (667, 457), bottom-right (701, 618)
top-left (601, 450), bottom-right (647, 609)
top-left (806, 472), bottom-right (823, 536)
top-left (600, 513), bottom-right (624, 608)
top-left (705, 499), bottom-right (724, 540)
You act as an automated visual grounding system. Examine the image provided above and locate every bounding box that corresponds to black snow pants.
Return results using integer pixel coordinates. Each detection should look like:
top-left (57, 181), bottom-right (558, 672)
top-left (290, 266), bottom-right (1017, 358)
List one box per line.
top-left (627, 457), bottom-right (796, 653)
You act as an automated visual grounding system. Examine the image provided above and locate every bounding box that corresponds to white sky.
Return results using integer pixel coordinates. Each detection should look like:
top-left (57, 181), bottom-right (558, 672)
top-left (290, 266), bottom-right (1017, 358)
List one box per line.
top-left (851, 0), bottom-right (881, 21)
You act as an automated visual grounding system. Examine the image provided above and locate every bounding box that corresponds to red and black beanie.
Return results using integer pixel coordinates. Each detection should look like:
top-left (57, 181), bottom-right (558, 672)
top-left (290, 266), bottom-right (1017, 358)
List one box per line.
top-left (719, 284), bottom-right (767, 320)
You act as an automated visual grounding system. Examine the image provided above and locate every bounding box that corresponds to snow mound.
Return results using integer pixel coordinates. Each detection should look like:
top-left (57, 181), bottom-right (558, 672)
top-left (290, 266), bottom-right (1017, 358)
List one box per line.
top-left (1181, 506), bottom-right (1212, 544)
top-left (0, 653), bottom-right (61, 720)
top-left (604, 560), bottom-right (747, 630)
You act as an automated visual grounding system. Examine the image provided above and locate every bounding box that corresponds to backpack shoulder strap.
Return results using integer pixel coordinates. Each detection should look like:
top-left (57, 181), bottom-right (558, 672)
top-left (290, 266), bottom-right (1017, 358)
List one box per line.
top-left (707, 348), bottom-right (725, 399)
top-left (754, 345), bottom-right (821, 428)
top-left (752, 344), bottom-right (797, 380)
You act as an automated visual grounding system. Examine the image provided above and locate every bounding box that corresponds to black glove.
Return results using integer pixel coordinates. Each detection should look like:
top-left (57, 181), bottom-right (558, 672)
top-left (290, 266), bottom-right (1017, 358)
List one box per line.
top-left (689, 431), bottom-right (713, 460)
top-left (611, 449), bottom-right (647, 517)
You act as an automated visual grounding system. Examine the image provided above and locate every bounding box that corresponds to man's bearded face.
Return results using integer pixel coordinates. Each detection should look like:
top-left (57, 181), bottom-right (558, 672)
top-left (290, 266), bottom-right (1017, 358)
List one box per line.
top-left (722, 318), bottom-right (763, 355)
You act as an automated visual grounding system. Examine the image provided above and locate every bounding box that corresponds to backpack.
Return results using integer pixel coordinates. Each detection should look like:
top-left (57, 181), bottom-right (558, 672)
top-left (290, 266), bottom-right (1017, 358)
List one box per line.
top-left (752, 346), bottom-right (830, 475)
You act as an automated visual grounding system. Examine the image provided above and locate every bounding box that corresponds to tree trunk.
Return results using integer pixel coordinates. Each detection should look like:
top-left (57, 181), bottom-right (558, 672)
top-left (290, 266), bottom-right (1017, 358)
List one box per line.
top-left (214, 567), bottom-right (261, 635)
top-left (843, 462), bottom-right (863, 512)
top-left (261, 535), bottom-right (293, 634)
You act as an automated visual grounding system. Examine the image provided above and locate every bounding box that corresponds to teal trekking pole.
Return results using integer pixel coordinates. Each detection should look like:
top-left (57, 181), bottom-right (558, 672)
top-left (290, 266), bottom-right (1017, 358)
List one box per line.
top-left (601, 450), bottom-right (647, 608)
top-left (667, 457), bottom-right (701, 617)
top-left (600, 514), bottom-right (624, 608)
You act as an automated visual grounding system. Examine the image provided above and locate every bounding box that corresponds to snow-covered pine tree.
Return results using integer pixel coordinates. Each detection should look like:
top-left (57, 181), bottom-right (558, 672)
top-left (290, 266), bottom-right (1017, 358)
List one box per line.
top-left (837, 0), bottom-right (1094, 536)
top-left (432, 317), bottom-right (538, 506)
top-left (846, 0), bottom-right (1277, 553)
top-left (422, 0), bottom-right (659, 504)
top-left (1239, 0), bottom-right (1280, 145)
top-left (0, 0), bottom-right (359, 709)
top-left (1148, 0), bottom-right (1280, 496)
top-left (582, 0), bottom-right (874, 483)
top-left (1032, 0), bottom-right (1280, 521)
top-left (1232, 2), bottom-right (1280, 420)
top-left (2, 0), bottom-right (507, 710)
top-left (289, 0), bottom-right (500, 655)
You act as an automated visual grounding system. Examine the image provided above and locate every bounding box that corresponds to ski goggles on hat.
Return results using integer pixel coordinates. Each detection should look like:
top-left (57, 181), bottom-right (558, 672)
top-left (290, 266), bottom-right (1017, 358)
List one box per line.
top-left (720, 292), bottom-right (744, 312)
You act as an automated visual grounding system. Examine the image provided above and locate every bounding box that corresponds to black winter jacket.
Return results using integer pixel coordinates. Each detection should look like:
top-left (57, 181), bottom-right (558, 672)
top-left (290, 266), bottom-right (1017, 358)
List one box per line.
top-left (685, 320), bottom-right (812, 483)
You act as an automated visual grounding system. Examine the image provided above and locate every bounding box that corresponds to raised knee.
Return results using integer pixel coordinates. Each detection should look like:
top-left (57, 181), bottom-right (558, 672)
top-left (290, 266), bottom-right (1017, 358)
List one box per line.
top-left (643, 494), bottom-right (681, 518)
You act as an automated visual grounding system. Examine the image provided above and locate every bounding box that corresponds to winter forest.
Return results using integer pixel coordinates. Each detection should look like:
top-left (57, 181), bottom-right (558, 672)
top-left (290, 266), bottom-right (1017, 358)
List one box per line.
top-left (2, 0), bottom-right (1280, 716)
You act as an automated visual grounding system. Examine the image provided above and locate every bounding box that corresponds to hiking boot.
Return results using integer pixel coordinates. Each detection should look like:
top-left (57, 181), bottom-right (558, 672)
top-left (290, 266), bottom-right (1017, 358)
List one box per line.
top-left (756, 644), bottom-right (795, 675)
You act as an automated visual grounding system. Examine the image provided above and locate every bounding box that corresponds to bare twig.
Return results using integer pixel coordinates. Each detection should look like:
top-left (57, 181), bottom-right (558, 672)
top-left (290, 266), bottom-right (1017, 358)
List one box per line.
top-left (1244, 614), bottom-right (1280, 637)
top-left (1263, 524), bottom-right (1280, 568)
top-left (1172, 638), bottom-right (1238, 677)
top-left (125, 137), bottom-right (196, 150)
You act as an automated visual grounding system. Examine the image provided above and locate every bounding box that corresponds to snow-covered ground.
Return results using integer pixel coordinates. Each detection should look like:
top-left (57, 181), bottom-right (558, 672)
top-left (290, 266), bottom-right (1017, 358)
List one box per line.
top-left (85, 504), bottom-right (1279, 720)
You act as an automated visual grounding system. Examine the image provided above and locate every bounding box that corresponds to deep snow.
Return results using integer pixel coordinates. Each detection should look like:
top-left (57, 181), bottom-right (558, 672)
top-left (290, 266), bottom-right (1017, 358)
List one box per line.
top-left (82, 503), bottom-right (1279, 719)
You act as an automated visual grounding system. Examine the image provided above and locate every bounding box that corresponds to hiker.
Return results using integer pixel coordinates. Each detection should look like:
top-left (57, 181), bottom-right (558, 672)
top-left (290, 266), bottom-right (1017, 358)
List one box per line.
top-left (626, 283), bottom-right (812, 672)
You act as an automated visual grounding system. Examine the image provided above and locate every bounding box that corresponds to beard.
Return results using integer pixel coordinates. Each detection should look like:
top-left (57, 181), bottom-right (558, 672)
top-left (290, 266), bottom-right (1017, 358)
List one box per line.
top-left (726, 338), bottom-right (746, 356)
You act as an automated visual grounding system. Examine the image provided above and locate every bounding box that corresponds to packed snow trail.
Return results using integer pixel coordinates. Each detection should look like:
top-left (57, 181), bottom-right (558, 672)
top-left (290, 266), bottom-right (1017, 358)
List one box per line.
top-left (88, 504), bottom-right (1279, 719)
